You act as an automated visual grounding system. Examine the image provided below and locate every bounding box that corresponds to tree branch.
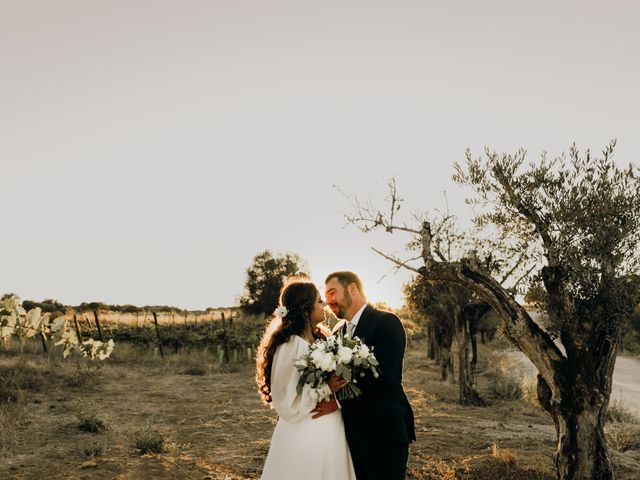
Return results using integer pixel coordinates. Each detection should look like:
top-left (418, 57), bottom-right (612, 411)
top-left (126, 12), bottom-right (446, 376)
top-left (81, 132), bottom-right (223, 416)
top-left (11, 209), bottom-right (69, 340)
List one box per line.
top-left (500, 250), bottom-right (529, 285)
top-left (370, 248), bottom-right (422, 274)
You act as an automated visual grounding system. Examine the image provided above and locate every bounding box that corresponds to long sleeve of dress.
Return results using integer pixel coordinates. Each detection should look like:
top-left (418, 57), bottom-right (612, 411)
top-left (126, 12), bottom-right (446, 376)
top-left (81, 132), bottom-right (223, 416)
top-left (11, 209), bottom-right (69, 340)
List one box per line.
top-left (270, 337), bottom-right (316, 423)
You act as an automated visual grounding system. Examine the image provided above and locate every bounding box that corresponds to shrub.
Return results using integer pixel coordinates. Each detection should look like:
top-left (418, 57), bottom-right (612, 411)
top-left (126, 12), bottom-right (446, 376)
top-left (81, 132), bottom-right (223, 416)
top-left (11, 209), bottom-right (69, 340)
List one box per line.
top-left (65, 366), bottom-right (102, 388)
top-left (0, 363), bottom-right (45, 392)
top-left (83, 444), bottom-right (103, 458)
top-left (0, 385), bottom-right (20, 404)
top-left (605, 422), bottom-right (640, 452)
top-left (0, 362), bottom-right (46, 403)
top-left (77, 414), bottom-right (106, 433)
top-left (0, 402), bottom-right (22, 456)
top-left (488, 377), bottom-right (523, 401)
top-left (182, 365), bottom-right (207, 376)
top-left (605, 398), bottom-right (640, 424)
top-left (133, 429), bottom-right (165, 454)
top-left (491, 442), bottom-right (517, 465)
top-left (520, 377), bottom-right (541, 409)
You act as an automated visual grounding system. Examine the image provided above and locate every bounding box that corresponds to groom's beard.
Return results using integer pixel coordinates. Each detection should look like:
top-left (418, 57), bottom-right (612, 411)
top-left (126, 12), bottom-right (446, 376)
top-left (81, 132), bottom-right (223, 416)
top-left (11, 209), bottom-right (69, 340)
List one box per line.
top-left (335, 290), bottom-right (353, 319)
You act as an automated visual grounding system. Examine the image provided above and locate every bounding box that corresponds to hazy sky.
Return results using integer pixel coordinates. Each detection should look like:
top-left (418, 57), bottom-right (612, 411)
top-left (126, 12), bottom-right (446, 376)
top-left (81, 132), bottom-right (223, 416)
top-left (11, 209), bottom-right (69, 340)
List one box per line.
top-left (1, 1), bottom-right (638, 309)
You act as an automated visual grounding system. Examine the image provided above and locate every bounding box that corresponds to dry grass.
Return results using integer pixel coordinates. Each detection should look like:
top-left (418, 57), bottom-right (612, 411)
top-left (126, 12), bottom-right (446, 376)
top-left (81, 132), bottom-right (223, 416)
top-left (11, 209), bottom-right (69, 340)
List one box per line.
top-left (0, 341), bottom-right (637, 479)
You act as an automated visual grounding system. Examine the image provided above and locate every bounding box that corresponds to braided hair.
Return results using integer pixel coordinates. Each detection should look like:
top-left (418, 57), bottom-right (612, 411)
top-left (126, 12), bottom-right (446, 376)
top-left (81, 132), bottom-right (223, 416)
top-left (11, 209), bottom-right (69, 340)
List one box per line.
top-left (256, 278), bottom-right (326, 404)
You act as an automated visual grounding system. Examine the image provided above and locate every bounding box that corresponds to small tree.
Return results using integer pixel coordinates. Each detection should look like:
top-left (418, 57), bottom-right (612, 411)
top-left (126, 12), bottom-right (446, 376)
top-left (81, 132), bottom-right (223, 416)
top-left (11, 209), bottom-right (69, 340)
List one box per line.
top-left (239, 250), bottom-right (309, 316)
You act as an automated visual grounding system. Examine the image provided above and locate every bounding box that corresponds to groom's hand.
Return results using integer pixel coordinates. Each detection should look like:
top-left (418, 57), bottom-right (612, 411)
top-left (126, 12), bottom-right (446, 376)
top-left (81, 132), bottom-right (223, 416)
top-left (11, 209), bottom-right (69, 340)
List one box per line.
top-left (311, 396), bottom-right (339, 419)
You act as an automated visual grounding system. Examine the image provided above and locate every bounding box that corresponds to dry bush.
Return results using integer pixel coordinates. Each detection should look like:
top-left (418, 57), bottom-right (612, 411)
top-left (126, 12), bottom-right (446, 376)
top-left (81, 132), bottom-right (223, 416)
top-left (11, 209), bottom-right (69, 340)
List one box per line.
top-left (456, 443), bottom-right (554, 480)
top-left (133, 426), bottom-right (165, 454)
top-left (77, 413), bottom-right (107, 433)
top-left (488, 377), bottom-right (523, 401)
top-left (82, 443), bottom-right (103, 459)
top-left (408, 457), bottom-right (463, 480)
top-left (491, 442), bottom-right (517, 465)
top-left (520, 377), bottom-right (540, 409)
top-left (605, 422), bottom-right (640, 452)
top-left (181, 365), bottom-right (207, 376)
top-left (0, 360), bottom-right (48, 404)
top-left (409, 447), bottom-right (553, 480)
top-left (65, 365), bottom-right (103, 388)
top-left (0, 362), bottom-right (45, 392)
top-left (0, 403), bottom-right (22, 457)
top-left (606, 398), bottom-right (640, 424)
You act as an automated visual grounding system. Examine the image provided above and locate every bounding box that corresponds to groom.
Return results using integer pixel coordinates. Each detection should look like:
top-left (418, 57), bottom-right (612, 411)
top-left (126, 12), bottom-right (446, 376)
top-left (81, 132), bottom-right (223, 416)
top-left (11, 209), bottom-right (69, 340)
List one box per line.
top-left (317, 271), bottom-right (416, 479)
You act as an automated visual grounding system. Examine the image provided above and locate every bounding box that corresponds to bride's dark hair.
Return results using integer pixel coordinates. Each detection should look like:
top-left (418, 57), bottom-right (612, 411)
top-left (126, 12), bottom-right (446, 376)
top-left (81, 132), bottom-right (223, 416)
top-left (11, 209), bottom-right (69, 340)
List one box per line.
top-left (256, 277), bottom-right (326, 404)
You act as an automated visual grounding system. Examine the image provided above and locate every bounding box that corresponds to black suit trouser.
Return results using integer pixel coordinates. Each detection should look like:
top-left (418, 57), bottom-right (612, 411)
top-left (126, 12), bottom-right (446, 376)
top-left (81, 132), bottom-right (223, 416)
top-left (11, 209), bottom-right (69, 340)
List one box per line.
top-left (350, 444), bottom-right (409, 480)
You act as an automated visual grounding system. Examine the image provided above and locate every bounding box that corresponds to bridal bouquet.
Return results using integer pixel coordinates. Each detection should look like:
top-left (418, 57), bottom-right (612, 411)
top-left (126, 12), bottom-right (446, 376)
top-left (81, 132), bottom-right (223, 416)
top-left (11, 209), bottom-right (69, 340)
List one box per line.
top-left (295, 334), bottom-right (380, 402)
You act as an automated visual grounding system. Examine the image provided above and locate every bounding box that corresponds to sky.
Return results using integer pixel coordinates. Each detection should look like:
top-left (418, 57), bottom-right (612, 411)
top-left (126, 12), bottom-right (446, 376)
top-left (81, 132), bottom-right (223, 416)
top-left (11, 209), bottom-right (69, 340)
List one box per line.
top-left (1, 1), bottom-right (639, 310)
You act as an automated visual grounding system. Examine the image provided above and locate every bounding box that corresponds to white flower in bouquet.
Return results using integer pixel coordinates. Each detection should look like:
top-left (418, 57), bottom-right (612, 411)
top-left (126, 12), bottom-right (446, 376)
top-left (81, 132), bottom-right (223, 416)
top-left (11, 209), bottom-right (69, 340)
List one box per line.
top-left (302, 382), bottom-right (332, 404)
top-left (310, 347), bottom-right (336, 372)
top-left (357, 343), bottom-right (370, 357)
top-left (337, 345), bottom-right (354, 364)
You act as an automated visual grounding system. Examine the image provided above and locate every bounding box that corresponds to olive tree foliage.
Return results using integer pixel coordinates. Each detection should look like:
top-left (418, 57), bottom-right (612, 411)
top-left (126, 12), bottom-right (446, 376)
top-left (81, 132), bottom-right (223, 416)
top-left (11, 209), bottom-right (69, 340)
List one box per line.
top-left (344, 141), bottom-right (640, 479)
top-left (238, 250), bottom-right (309, 317)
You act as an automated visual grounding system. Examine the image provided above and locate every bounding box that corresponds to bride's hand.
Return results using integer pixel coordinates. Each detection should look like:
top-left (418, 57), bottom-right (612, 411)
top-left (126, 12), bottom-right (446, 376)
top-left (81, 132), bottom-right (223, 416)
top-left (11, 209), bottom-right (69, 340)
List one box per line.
top-left (328, 373), bottom-right (348, 393)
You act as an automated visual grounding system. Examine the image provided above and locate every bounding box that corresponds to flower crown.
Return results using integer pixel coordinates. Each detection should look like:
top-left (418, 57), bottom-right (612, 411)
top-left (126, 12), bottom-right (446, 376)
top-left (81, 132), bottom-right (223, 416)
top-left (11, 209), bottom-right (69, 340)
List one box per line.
top-left (274, 306), bottom-right (288, 318)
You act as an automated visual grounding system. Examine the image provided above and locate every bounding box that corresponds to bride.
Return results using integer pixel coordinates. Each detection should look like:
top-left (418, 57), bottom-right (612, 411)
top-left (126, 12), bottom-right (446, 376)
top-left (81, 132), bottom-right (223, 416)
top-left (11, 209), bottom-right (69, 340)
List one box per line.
top-left (256, 278), bottom-right (356, 480)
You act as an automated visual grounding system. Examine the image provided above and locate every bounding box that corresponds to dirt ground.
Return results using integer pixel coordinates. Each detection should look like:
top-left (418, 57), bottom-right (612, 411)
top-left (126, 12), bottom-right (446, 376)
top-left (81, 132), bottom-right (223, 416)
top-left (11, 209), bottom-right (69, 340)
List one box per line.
top-left (1, 341), bottom-right (640, 480)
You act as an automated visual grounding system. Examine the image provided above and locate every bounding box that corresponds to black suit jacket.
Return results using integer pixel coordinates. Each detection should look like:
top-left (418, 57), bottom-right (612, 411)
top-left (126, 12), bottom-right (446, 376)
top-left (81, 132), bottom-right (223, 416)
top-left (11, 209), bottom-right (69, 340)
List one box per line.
top-left (333, 305), bottom-right (416, 452)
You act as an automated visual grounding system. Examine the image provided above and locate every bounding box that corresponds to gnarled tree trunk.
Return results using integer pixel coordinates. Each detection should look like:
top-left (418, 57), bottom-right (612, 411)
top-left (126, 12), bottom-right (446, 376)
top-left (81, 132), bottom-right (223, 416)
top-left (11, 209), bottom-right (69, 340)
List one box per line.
top-left (426, 325), bottom-right (437, 361)
top-left (440, 343), bottom-right (454, 382)
top-left (537, 371), bottom-right (614, 480)
top-left (456, 316), bottom-right (484, 405)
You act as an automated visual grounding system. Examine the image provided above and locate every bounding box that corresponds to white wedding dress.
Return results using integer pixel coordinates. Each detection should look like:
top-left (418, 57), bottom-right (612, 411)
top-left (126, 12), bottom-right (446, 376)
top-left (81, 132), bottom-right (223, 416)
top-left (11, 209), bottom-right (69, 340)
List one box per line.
top-left (261, 335), bottom-right (356, 480)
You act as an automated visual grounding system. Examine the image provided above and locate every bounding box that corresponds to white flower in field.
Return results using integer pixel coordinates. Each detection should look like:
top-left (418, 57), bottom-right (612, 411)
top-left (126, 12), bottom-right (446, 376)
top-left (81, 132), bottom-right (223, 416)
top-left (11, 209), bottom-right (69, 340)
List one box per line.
top-left (25, 308), bottom-right (42, 337)
top-left (55, 328), bottom-right (77, 346)
top-left (97, 339), bottom-right (115, 360)
top-left (0, 325), bottom-right (13, 339)
top-left (50, 316), bottom-right (66, 333)
top-left (337, 346), bottom-right (354, 364)
top-left (0, 314), bottom-right (17, 340)
top-left (2, 294), bottom-right (19, 312)
top-left (274, 306), bottom-right (288, 318)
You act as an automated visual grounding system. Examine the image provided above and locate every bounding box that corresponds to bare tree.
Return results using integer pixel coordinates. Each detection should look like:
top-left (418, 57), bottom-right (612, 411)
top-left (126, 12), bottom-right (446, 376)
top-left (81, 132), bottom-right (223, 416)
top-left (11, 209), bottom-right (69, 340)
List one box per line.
top-left (342, 142), bottom-right (640, 480)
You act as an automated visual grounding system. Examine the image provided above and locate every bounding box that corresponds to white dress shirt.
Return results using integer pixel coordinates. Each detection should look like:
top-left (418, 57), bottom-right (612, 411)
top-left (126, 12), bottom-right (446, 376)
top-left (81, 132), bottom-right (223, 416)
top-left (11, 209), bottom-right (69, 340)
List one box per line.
top-left (347, 303), bottom-right (367, 337)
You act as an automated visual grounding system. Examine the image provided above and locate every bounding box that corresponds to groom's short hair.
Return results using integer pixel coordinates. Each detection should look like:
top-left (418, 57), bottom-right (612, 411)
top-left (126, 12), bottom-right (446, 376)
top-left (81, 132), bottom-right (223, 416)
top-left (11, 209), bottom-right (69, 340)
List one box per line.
top-left (325, 271), bottom-right (365, 296)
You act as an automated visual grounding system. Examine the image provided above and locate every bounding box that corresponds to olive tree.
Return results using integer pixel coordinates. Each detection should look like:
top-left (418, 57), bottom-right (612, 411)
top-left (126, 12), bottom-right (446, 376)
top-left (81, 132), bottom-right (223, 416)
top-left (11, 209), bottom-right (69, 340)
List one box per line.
top-left (346, 142), bottom-right (640, 479)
